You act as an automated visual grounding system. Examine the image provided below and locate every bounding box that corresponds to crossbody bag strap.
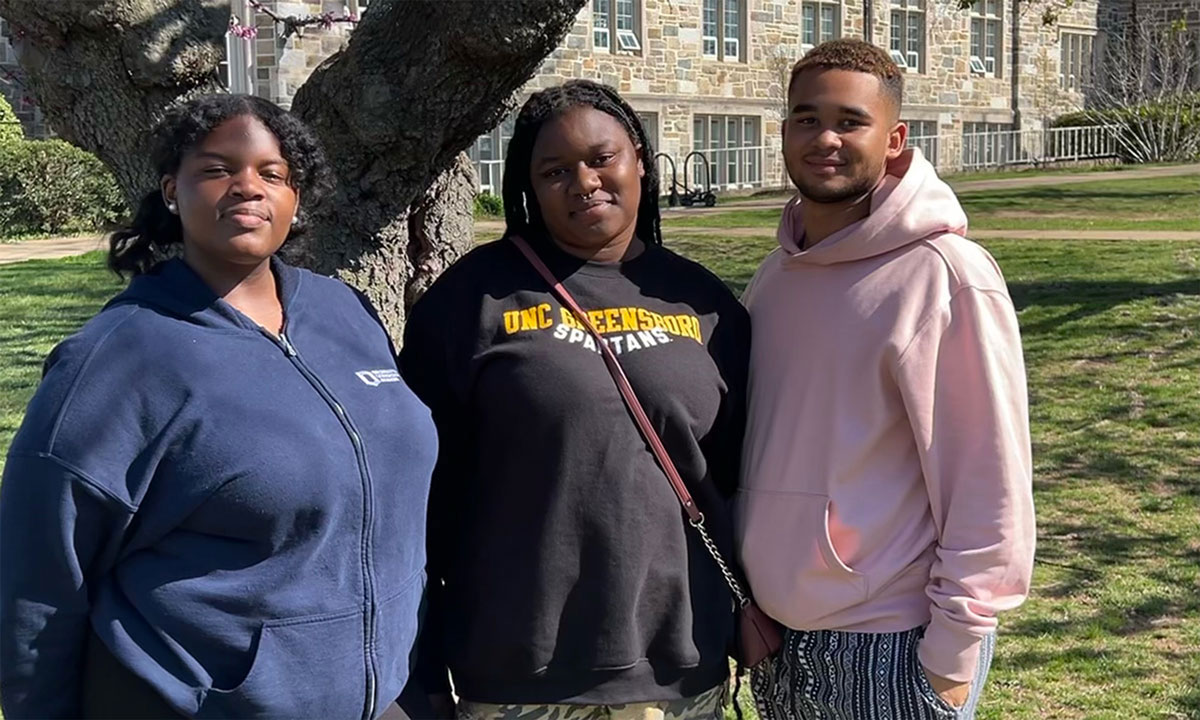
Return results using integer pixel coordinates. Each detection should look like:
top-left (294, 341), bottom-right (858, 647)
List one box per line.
top-left (510, 235), bottom-right (750, 608)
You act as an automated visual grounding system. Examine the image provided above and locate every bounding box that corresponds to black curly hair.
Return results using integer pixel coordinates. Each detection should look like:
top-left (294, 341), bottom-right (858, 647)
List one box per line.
top-left (108, 94), bottom-right (332, 277)
top-left (501, 80), bottom-right (662, 246)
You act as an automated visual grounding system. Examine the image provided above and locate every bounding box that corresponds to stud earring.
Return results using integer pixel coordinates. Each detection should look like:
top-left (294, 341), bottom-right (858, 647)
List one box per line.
top-left (166, 201), bottom-right (177, 214)
top-left (291, 215), bottom-right (299, 226)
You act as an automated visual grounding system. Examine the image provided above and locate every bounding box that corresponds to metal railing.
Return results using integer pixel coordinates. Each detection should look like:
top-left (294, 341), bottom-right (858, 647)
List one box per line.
top-left (909, 124), bottom-right (1120, 172)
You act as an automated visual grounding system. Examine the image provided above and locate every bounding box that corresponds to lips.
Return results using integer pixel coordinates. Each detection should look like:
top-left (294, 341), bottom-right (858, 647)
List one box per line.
top-left (570, 199), bottom-right (612, 219)
top-left (221, 206), bottom-right (270, 228)
top-left (805, 158), bottom-right (845, 176)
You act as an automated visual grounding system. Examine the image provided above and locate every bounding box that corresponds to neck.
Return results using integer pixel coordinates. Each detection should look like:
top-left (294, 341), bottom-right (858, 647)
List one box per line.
top-left (183, 247), bottom-right (283, 334)
top-left (550, 226), bottom-right (645, 263)
top-left (799, 190), bottom-right (873, 249)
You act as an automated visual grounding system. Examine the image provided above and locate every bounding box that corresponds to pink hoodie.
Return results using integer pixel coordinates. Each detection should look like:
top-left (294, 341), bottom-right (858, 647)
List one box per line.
top-left (737, 148), bottom-right (1035, 683)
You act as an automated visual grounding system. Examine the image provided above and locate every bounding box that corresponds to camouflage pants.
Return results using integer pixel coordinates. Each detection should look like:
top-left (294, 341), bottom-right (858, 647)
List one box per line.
top-left (457, 683), bottom-right (727, 720)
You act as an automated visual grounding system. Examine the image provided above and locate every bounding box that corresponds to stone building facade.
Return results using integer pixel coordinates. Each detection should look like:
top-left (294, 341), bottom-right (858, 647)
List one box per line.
top-left (2, 0), bottom-right (1196, 186)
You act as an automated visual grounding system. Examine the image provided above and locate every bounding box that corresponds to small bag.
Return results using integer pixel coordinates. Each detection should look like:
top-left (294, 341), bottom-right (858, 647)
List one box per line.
top-left (511, 235), bottom-right (783, 668)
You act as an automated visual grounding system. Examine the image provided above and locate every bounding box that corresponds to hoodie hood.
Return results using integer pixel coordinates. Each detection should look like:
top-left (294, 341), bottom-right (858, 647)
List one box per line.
top-left (107, 256), bottom-right (301, 332)
top-left (778, 148), bottom-right (968, 266)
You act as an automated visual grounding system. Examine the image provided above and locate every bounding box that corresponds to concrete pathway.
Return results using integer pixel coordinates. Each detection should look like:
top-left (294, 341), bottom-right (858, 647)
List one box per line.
top-left (3, 164), bottom-right (1197, 266)
top-left (0, 235), bottom-right (105, 265)
top-left (475, 219), bottom-right (1200, 241)
top-left (658, 162), bottom-right (1200, 214)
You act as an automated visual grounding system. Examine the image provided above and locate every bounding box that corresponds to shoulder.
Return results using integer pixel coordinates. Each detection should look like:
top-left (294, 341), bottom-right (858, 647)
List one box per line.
top-left (915, 233), bottom-right (1010, 296)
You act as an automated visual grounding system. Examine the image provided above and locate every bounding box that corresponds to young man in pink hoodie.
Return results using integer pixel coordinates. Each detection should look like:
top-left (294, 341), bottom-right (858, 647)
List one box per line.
top-left (738, 39), bottom-right (1035, 719)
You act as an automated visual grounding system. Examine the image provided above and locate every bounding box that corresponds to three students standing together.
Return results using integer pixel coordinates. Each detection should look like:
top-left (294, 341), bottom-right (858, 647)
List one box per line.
top-left (0, 39), bottom-right (1034, 720)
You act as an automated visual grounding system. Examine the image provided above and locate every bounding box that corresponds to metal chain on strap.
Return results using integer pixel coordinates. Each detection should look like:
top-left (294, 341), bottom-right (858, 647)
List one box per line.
top-left (689, 513), bottom-right (750, 608)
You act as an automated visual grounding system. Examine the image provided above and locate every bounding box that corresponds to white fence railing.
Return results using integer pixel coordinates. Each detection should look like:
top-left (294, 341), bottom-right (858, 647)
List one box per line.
top-left (474, 126), bottom-right (1121, 195)
top-left (910, 124), bottom-right (1120, 172)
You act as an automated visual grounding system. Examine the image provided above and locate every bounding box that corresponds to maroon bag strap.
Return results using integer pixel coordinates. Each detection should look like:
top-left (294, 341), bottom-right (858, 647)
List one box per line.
top-left (510, 235), bottom-right (751, 607)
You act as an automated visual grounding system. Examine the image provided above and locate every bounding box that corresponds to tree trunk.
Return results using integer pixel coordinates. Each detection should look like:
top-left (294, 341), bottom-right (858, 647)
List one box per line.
top-left (0, 0), bottom-right (586, 339)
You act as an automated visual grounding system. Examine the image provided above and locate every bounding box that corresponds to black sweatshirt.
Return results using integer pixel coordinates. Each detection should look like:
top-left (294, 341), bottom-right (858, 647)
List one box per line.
top-left (399, 234), bottom-right (750, 705)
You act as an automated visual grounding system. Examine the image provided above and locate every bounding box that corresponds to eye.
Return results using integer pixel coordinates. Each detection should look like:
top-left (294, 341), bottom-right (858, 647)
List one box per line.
top-left (841, 119), bottom-right (866, 129)
top-left (794, 117), bottom-right (817, 126)
top-left (261, 170), bottom-right (288, 183)
top-left (590, 153), bottom-right (616, 167)
top-left (541, 167), bottom-right (567, 179)
top-left (202, 166), bottom-right (231, 177)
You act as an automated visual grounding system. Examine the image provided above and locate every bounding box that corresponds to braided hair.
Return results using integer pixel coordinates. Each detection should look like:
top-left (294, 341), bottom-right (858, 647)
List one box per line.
top-left (501, 79), bottom-right (662, 246)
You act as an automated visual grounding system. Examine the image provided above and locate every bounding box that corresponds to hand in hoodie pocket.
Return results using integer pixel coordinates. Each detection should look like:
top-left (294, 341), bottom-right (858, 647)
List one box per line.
top-left (737, 490), bottom-right (868, 628)
top-left (199, 607), bottom-right (365, 719)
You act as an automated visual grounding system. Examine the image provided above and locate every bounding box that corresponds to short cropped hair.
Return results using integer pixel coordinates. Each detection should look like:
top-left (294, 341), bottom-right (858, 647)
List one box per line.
top-left (789, 39), bottom-right (904, 113)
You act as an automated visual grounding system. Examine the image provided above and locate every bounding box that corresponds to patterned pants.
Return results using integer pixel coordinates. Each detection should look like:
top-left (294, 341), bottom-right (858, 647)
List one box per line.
top-left (457, 683), bottom-right (727, 720)
top-left (750, 627), bottom-right (996, 720)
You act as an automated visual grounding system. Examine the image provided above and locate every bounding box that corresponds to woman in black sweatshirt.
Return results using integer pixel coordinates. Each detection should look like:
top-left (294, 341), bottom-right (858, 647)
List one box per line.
top-left (399, 80), bottom-right (750, 719)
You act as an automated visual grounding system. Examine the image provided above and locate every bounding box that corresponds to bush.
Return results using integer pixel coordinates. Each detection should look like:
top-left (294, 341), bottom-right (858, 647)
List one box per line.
top-left (0, 139), bottom-right (127, 237)
top-left (1053, 95), bottom-right (1200, 163)
top-left (473, 192), bottom-right (503, 218)
top-left (0, 95), bottom-right (24, 145)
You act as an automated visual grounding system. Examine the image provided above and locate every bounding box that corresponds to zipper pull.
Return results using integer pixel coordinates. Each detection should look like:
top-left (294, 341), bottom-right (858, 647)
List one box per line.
top-left (279, 333), bottom-right (297, 357)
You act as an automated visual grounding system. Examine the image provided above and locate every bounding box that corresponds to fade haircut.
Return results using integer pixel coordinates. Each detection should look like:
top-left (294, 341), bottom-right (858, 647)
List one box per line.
top-left (789, 39), bottom-right (904, 116)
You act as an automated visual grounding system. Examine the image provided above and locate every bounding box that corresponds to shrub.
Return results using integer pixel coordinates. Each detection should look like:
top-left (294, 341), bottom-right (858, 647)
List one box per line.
top-left (0, 139), bottom-right (127, 237)
top-left (473, 192), bottom-right (503, 218)
top-left (1053, 95), bottom-right (1200, 163)
top-left (0, 95), bottom-right (24, 145)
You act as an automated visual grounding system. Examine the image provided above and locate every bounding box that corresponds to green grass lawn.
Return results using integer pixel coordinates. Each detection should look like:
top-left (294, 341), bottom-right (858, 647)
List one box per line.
top-left (2, 184), bottom-right (1199, 717)
top-left (665, 174), bottom-right (1200, 233)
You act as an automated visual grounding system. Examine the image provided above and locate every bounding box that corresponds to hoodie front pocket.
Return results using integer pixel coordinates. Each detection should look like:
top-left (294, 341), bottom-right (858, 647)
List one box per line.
top-left (199, 607), bottom-right (365, 719)
top-left (737, 490), bottom-right (868, 627)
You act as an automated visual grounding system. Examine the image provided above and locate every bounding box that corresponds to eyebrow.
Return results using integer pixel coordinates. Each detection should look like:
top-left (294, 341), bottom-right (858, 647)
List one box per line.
top-left (191, 151), bottom-right (288, 165)
top-left (790, 103), bottom-right (872, 119)
top-left (535, 142), bottom-right (619, 165)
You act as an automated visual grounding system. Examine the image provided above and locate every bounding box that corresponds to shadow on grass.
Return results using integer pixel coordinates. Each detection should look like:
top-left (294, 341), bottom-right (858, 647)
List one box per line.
top-left (1009, 279), bottom-right (1200, 335)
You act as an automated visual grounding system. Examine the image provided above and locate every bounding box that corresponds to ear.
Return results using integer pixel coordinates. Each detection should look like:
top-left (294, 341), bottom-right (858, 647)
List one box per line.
top-left (635, 143), bottom-right (646, 179)
top-left (886, 121), bottom-right (908, 160)
top-left (160, 175), bottom-right (177, 210)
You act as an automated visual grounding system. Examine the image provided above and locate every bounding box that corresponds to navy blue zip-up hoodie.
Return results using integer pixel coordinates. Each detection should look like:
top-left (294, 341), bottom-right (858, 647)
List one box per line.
top-left (0, 258), bottom-right (437, 719)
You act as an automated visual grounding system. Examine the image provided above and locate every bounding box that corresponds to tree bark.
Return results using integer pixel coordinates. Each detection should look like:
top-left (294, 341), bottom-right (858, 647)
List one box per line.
top-left (0, 0), bottom-right (586, 339)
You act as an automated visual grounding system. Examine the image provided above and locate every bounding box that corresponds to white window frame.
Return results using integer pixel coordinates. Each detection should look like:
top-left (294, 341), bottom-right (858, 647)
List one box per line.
top-left (594, 0), bottom-right (641, 53)
top-left (970, 0), bottom-right (1002, 77)
top-left (702, 0), bottom-right (745, 61)
top-left (1059, 28), bottom-right (1096, 91)
top-left (889, 0), bottom-right (925, 73)
top-left (800, 0), bottom-right (842, 55)
top-left (692, 114), bottom-right (762, 189)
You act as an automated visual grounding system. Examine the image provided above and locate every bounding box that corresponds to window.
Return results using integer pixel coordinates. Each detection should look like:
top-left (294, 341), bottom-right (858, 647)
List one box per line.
top-left (636, 111), bottom-right (659, 154)
top-left (889, 0), bottom-right (925, 72)
top-left (905, 119), bottom-right (939, 164)
top-left (1059, 30), bottom-right (1095, 91)
top-left (702, 0), bottom-right (745, 61)
top-left (220, 0), bottom-right (255, 94)
top-left (962, 121), bottom-right (1014, 168)
top-left (801, 1), bottom-right (842, 54)
top-left (594, 0), bottom-right (641, 52)
top-left (970, 0), bottom-right (1002, 77)
top-left (347, 0), bottom-right (369, 17)
top-left (0, 19), bottom-right (13, 64)
top-left (692, 114), bottom-right (762, 188)
top-left (469, 112), bottom-right (516, 195)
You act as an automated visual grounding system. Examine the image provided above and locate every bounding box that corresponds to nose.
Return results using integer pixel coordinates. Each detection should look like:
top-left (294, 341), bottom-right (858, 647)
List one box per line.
top-left (570, 163), bottom-right (602, 196)
top-left (813, 127), bottom-right (842, 151)
top-left (227, 167), bottom-right (266, 200)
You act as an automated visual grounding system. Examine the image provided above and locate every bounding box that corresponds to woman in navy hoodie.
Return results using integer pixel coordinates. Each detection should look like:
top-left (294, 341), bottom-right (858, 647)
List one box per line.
top-left (0, 95), bottom-right (437, 719)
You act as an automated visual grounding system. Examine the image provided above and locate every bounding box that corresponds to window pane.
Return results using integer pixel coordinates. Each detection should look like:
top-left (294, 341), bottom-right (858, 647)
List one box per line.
top-left (820, 5), bottom-right (836, 41)
top-left (703, 0), bottom-right (718, 51)
top-left (986, 0), bottom-right (998, 16)
top-left (802, 4), bottom-right (816, 44)
top-left (594, 0), bottom-right (609, 27)
top-left (985, 20), bottom-right (997, 59)
top-left (725, 0), bottom-right (740, 40)
top-left (907, 13), bottom-right (921, 55)
top-left (890, 12), bottom-right (902, 51)
top-left (616, 0), bottom-right (634, 31)
top-left (971, 18), bottom-right (983, 57)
